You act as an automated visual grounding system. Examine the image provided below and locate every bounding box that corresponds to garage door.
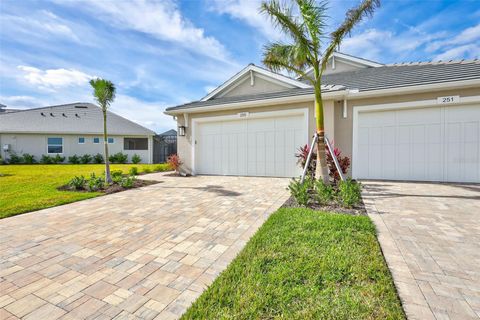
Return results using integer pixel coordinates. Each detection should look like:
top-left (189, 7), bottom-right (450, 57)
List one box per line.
top-left (354, 104), bottom-right (480, 183)
top-left (195, 112), bottom-right (307, 177)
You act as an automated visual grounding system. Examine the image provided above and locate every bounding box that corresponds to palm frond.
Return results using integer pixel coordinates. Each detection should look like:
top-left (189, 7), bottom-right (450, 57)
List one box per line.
top-left (321, 0), bottom-right (380, 72)
top-left (260, 1), bottom-right (311, 50)
top-left (262, 42), bottom-right (314, 83)
top-left (89, 78), bottom-right (116, 109)
top-left (296, 0), bottom-right (328, 50)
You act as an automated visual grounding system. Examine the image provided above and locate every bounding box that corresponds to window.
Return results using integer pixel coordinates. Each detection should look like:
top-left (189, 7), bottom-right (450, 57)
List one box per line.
top-left (124, 138), bottom-right (148, 150)
top-left (108, 137), bottom-right (115, 144)
top-left (47, 137), bottom-right (63, 154)
top-left (93, 137), bottom-right (100, 144)
top-left (78, 137), bottom-right (85, 144)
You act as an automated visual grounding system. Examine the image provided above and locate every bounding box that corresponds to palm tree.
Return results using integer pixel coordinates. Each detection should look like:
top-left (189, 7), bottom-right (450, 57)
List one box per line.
top-left (89, 78), bottom-right (116, 183)
top-left (261, 0), bottom-right (379, 183)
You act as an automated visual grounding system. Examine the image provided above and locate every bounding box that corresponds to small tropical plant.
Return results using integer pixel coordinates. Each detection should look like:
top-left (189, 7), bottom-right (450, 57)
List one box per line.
top-left (111, 170), bottom-right (124, 183)
top-left (68, 175), bottom-right (86, 190)
top-left (86, 172), bottom-right (104, 191)
top-left (120, 175), bottom-right (136, 188)
top-left (109, 152), bottom-right (128, 164)
top-left (80, 154), bottom-right (92, 164)
top-left (93, 153), bottom-right (104, 164)
top-left (40, 155), bottom-right (53, 164)
top-left (68, 155), bottom-right (80, 164)
top-left (131, 154), bottom-right (141, 164)
top-left (315, 180), bottom-right (334, 205)
top-left (52, 154), bottom-right (65, 164)
top-left (261, 0), bottom-right (380, 182)
top-left (90, 78), bottom-right (116, 183)
top-left (338, 179), bottom-right (362, 208)
top-left (22, 153), bottom-right (36, 164)
top-left (167, 154), bottom-right (182, 173)
top-left (288, 178), bottom-right (312, 206)
top-left (129, 167), bottom-right (138, 176)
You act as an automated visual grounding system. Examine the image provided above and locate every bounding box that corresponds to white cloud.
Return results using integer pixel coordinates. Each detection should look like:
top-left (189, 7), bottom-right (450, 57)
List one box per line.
top-left (434, 44), bottom-right (480, 61)
top-left (209, 0), bottom-right (281, 40)
top-left (17, 66), bottom-right (94, 91)
top-left (67, 0), bottom-right (228, 61)
top-left (0, 95), bottom-right (44, 108)
top-left (427, 24), bottom-right (480, 52)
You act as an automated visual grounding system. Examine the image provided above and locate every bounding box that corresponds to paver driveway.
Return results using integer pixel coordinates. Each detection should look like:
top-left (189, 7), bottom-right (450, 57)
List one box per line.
top-left (363, 181), bottom-right (480, 320)
top-left (0, 173), bottom-right (290, 320)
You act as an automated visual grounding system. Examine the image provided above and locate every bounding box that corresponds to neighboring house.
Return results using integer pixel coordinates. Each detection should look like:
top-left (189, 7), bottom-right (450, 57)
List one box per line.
top-left (153, 129), bottom-right (177, 163)
top-left (0, 103), bottom-right (156, 163)
top-left (165, 52), bottom-right (480, 183)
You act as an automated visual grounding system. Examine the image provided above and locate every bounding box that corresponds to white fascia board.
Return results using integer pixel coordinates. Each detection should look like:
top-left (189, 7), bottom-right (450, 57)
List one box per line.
top-left (302, 52), bottom-right (383, 76)
top-left (201, 65), bottom-right (310, 101)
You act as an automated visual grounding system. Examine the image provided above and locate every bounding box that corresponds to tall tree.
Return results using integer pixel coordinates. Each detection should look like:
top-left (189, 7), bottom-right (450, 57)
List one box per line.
top-left (261, 0), bottom-right (379, 183)
top-left (89, 78), bottom-right (116, 183)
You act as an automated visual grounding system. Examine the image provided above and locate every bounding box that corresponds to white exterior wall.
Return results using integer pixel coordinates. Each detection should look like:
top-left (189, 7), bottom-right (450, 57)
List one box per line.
top-left (0, 133), bottom-right (153, 163)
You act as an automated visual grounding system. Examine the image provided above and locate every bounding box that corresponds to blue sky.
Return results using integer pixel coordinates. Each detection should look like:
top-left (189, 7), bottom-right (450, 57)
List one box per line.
top-left (1, 0), bottom-right (479, 133)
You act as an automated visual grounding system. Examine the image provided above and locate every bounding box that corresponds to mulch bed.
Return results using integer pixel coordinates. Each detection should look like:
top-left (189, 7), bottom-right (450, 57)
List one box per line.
top-left (57, 179), bottom-right (160, 194)
top-left (282, 196), bottom-right (366, 216)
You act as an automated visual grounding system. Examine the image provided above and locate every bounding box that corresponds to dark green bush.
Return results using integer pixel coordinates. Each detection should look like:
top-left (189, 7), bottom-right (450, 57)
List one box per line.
top-left (108, 152), bottom-right (128, 164)
top-left (52, 154), bottom-right (65, 164)
top-left (40, 155), bottom-right (53, 164)
top-left (93, 153), bottom-right (104, 164)
top-left (315, 180), bottom-right (334, 205)
top-left (80, 154), bottom-right (92, 164)
top-left (338, 179), bottom-right (362, 208)
top-left (131, 154), bottom-right (141, 164)
top-left (68, 175), bottom-right (86, 190)
top-left (68, 155), bottom-right (80, 164)
top-left (111, 170), bottom-right (123, 183)
top-left (129, 167), bottom-right (138, 176)
top-left (8, 153), bottom-right (22, 164)
top-left (22, 153), bottom-right (36, 164)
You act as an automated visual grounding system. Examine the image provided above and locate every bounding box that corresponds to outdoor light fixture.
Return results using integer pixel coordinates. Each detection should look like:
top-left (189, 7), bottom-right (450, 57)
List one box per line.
top-left (178, 126), bottom-right (186, 136)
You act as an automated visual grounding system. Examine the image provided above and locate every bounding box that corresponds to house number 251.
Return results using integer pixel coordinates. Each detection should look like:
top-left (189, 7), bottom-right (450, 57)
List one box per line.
top-left (437, 95), bottom-right (459, 104)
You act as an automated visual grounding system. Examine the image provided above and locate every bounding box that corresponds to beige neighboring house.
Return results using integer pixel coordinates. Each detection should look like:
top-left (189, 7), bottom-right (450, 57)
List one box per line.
top-left (0, 103), bottom-right (156, 163)
top-left (165, 52), bottom-right (480, 183)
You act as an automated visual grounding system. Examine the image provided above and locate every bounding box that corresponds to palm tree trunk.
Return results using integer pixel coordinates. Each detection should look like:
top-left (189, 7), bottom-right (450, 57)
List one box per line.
top-left (314, 86), bottom-right (329, 184)
top-left (103, 108), bottom-right (112, 184)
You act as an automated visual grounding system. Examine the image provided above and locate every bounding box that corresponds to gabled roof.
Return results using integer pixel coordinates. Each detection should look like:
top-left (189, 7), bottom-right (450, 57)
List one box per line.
top-left (302, 51), bottom-right (383, 77)
top-left (201, 64), bottom-right (311, 101)
top-left (159, 129), bottom-right (177, 136)
top-left (0, 102), bottom-right (156, 135)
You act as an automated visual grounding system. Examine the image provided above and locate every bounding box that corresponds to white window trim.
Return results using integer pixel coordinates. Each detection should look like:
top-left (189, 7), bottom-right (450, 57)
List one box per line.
top-left (351, 95), bottom-right (480, 179)
top-left (47, 137), bottom-right (64, 154)
top-left (191, 108), bottom-right (310, 176)
top-left (78, 137), bottom-right (85, 144)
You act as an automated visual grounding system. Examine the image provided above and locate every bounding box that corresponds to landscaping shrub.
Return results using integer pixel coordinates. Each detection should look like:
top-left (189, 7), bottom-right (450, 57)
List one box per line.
top-left (129, 167), bottom-right (138, 176)
top-left (109, 152), bottom-right (128, 164)
top-left (52, 154), bottom-right (65, 164)
top-left (338, 179), bottom-right (362, 208)
top-left (315, 180), bottom-right (334, 205)
top-left (288, 178), bottom-right (311, 206)
top-left (167, 154), bottom-right (182, 173)
top-left (93, 153), bottom-right (104, 164)
top-left (68, 175), bottom-right (86, 190)
top-left (154, 164), bottom-right (168, 172)
top-left (111, 170), bottom-right (123, 183)
top-left (131, 154), bottom-right (141, 164)
top-left (68, 155), bottom-right (80, 164)
top-left (120, 175), bottom-right (136, 188)
top-left (8, 153), bottom-right (22, 164)
top-left (295, 143), bottom-right (350, 183)
top-left (80, 154), bottom-right (92, 164)
top-left (40, 155), bottom-right (53, 164)
top-left (22, 153), bottom-right (36, 164)
top-left (142, 168), bottom-right (152, 174)
top-left (86, 173), bottom-right (104, 191)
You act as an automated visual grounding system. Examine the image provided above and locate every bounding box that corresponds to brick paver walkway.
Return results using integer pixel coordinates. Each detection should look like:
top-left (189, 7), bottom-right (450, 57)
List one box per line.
top-left (363, 181), bottom-right (480, 320)
top-left (0, 173), bottom-right (289, 320)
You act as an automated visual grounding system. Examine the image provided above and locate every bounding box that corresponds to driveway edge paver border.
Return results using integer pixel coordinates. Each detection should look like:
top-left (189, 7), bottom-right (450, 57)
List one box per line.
top-left (363, 192), bottom-right (435, 320)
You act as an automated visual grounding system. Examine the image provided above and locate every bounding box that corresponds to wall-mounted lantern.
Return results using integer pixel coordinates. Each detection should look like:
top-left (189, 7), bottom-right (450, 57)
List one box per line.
top-left (178, 126), bottom-right (186, 136)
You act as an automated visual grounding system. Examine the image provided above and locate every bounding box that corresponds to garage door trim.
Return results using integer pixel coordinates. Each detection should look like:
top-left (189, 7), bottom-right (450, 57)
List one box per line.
top-left (191, 108), bottom-right (309, 175)
top-left (352, 95), bottom-right (480, 180)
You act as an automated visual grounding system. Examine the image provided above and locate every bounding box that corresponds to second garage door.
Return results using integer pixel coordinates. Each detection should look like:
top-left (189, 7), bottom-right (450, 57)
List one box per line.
top-left (354, 103), bottom-right (480, 183)
top-left (194, 111), bottom-right (307, 177)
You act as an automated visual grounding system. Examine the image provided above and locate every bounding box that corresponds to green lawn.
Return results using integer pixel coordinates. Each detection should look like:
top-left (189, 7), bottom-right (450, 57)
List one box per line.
top-left (182, 208), bottom-right (405, 320)
top-left (0, 163), bottom-right (170, 219)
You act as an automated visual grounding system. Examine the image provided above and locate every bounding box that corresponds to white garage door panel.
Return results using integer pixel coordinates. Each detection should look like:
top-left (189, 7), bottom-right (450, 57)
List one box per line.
top-left (196, 113), bottom-right (306, 177)
top-left (355, 104), bottom-right (480, 183)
